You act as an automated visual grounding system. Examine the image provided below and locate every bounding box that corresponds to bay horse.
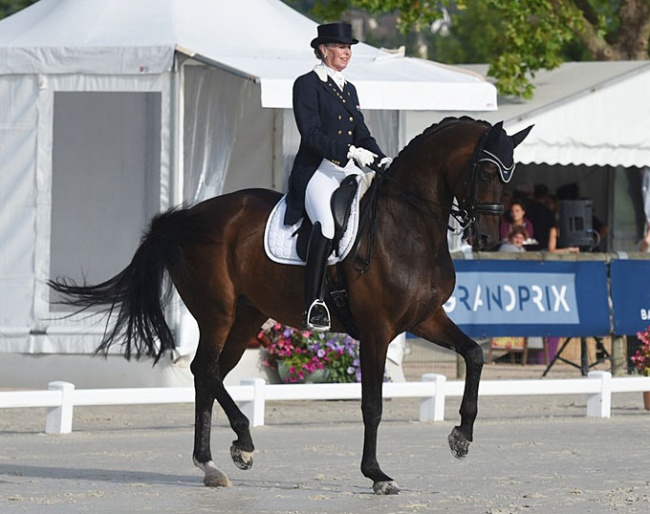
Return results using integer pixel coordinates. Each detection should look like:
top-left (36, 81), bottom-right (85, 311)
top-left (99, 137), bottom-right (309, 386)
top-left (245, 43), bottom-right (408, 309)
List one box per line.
top-left (49, 116), bottom-right (532, 495)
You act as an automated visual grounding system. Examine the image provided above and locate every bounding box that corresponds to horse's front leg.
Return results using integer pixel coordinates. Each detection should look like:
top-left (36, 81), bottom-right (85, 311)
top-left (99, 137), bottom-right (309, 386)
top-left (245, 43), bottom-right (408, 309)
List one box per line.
top-left (359, 336), bottom-right (399, 495)
top-left (413, 309), bottom-right (483, 459)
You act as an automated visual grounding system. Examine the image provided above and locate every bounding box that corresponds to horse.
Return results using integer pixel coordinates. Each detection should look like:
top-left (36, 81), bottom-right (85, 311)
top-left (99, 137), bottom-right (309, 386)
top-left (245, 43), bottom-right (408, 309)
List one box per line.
top-left (48, 116), bottom-right (532, 495)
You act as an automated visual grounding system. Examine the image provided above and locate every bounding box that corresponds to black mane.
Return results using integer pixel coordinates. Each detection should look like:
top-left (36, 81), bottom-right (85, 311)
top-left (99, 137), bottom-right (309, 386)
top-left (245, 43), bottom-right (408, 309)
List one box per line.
top-left (392, 116), bottom-right (491, 164)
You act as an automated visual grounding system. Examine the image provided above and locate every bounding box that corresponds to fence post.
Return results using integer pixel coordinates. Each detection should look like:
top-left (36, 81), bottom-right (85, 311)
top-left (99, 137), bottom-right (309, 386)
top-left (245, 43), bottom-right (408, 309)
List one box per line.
top-left (46, 381), bottom-right (75, 434)
top-left (420, 373), bottom-right (446, 422)
top-left (240, 378), bottom-right (266, 427)
top-left (587, 371), bottom-right (612, 418)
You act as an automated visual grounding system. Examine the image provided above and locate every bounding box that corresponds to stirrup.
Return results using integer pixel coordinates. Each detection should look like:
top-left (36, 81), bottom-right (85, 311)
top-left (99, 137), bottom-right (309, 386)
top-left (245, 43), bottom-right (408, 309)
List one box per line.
top-left (305, 299), bottom-right (331, 332)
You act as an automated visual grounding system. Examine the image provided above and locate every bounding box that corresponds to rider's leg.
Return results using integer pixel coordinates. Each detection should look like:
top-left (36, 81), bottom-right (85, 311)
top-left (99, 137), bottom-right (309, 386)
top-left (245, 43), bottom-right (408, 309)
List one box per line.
top-left (303, 168), bottom-right (339, 331)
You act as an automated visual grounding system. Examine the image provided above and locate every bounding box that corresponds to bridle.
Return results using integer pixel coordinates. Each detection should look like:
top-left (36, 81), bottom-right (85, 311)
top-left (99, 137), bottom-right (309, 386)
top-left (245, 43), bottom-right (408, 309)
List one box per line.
top-left (449, 132), bottom-right (510, 234)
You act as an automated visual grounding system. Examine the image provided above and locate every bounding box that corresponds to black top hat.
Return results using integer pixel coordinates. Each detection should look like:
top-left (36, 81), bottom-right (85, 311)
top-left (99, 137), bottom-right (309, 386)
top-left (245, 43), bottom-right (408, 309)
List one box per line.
top-left (310, 22), bottom-right (359, 48)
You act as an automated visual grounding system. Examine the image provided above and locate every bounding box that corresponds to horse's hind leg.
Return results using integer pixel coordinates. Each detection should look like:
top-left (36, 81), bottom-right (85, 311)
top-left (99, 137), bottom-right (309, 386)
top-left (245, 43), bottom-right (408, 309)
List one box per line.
top-left (191, 323), bottom-right (233, 487)
top-left (191, 304), bottom-right (268, 487)
top-left (413, 310), bottom-right (483, 459)
top-left (216, 303), bottom-right (268, 471)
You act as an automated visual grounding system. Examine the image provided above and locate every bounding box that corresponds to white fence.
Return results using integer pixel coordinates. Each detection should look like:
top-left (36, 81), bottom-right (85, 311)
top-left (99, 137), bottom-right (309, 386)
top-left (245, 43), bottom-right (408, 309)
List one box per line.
top-left (1, 371), bottom-right (649, 434)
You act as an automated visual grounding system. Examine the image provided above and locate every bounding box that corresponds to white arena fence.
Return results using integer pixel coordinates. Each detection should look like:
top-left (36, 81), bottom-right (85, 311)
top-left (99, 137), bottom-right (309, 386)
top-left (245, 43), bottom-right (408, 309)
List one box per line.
top-left (1, 372), bottom-right (649, 435)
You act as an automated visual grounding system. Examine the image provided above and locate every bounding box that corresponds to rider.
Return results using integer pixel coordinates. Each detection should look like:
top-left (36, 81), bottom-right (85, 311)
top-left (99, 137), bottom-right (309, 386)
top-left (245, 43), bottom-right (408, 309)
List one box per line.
top-left (284, 22), bottom-right (392, 332)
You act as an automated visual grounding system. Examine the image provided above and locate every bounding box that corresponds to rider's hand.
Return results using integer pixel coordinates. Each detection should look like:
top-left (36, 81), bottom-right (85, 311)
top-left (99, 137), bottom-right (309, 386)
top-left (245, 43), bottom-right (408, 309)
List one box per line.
top-left (378, 157), bottom-right (393, 170)
top-left (347, 145), bottom-right (377, 168)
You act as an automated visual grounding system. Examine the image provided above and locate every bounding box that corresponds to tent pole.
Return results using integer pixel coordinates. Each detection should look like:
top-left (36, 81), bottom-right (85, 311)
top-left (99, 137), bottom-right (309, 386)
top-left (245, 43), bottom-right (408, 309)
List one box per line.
top-left (170, 54), bottom-right (185, 207)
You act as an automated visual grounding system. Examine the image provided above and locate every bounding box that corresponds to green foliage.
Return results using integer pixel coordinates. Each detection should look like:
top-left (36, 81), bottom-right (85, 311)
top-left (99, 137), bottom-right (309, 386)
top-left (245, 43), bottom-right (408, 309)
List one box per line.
top-left (310, 0), bottom-right (459, 32)
top-left (483, 0), bottom-right (584, 98)
top-left (301, 0), bottom-right (650, 99)
top-left (0, 0), bottom-right (36, 20)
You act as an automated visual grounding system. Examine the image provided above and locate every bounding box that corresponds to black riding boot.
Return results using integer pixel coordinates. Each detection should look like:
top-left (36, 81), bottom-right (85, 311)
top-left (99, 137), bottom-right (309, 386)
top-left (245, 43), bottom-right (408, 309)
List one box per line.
top-left (303, 223), bottom-right (333, 332)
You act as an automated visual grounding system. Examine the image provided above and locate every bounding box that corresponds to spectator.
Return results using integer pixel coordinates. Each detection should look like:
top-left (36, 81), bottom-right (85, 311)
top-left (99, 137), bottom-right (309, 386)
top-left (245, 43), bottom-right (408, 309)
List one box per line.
top-left (547, 225), bottom-right (580, 253)
top-left (524, 184), bottom-right (557, 250)
top-left (499, 198), bottom-right (534, 242)
top-left (499, 225), bottom-right (528, 252)
top-left (641, 221), bottom-right (650, 252)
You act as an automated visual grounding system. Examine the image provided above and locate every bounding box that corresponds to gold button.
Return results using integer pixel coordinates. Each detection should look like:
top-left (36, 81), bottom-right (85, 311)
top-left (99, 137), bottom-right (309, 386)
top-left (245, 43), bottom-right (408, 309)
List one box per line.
top-left (342, 99), bottom-right (346, 103)
top-left (338, 115), bottom-right (342, 120)
top-left (347, 131), bottom-right (352, 136)
top-left (337, 130), bottom-right (342, 135)
top-left (349, 116), bottom-right (353, 122)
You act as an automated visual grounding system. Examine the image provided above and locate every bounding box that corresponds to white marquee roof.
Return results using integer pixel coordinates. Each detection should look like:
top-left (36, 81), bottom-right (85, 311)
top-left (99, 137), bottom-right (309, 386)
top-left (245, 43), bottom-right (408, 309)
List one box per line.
top-left (457, 61), bottom-right (650, 168)
top-left (0, 0), bottom-right (497, 111)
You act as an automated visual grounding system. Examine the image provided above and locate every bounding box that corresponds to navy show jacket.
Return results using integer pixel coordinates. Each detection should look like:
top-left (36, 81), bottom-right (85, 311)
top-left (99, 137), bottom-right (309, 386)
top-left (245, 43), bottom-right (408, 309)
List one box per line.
top-left (284, 69), bottom-right (385, 225)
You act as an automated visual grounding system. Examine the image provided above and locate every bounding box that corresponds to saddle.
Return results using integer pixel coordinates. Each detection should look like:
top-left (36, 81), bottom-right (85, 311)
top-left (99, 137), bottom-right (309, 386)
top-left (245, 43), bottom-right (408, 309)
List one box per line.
top-left (264, 173), bottom-right (374, 266)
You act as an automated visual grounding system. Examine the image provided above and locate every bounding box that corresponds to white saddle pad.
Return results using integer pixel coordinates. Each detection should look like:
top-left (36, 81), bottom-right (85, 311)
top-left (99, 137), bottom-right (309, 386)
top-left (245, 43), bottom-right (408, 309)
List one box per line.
top-left (264, 173), bottom-right (374, 266)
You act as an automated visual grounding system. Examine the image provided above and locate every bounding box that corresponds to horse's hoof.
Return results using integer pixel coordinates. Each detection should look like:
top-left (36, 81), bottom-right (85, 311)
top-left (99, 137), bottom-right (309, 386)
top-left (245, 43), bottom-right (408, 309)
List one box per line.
top-left (373, 480), bottom-right (400, 495)
top-left (448, 426), bottom-right (471, 459)
top-left (194, 458), bottom-right (232, 488)
top-left (230, 444), bottom-right (254, 470)
top-left (203, 469), bottom-right (232, 488)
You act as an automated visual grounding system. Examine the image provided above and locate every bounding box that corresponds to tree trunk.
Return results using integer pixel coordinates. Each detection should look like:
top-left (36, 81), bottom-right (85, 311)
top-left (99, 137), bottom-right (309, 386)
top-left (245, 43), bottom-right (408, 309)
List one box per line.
top-left (577, 0), bottom-right (650, 60)
top-left (615, 0), bottom-right (650, 59)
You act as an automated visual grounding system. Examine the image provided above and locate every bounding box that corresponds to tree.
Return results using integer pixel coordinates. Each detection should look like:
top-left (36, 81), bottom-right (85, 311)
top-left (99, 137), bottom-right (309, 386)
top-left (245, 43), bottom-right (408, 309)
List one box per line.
top-left (306, 0), bottom-right (650, 98)
top-left (0, 0), bottom-right (35, 19)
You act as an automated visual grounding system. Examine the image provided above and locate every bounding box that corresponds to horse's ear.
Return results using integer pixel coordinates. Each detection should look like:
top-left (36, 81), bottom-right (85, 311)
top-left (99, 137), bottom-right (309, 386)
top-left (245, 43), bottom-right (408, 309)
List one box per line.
top-left (510, 125), bottom-right (534, 148)
top-left (486, 121), bottom-right (504, 145)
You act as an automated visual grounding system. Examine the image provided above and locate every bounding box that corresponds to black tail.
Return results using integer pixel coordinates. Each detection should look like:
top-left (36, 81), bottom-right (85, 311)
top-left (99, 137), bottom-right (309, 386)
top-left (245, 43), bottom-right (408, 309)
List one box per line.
top-left (48, 208), bottom-right (195, 363)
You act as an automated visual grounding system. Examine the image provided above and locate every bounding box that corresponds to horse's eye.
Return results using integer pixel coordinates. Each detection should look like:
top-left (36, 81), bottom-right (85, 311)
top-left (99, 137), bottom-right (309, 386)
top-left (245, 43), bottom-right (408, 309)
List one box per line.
top-left (479, 165), bottom-right (497, 182)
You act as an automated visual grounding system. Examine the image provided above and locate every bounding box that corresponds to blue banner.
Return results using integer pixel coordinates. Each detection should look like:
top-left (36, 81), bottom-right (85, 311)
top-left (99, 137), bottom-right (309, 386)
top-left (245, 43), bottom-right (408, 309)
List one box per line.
top-left (445, 260), bottom-right (610, 337)
top-left (611, 260), bottom-right (650, 335)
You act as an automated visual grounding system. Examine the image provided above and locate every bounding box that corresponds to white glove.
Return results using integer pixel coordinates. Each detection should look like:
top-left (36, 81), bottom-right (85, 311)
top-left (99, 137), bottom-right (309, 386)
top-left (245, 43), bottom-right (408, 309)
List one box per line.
top-left (378, 157), bottom-right (393, 170)
top-left (347, 145), bottom-right (377, 168)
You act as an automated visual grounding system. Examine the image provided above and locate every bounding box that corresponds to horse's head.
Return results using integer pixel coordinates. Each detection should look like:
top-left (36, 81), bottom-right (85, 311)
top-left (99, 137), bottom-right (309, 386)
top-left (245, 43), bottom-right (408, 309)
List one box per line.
top-left (461, 121), bottom-right (533, 251)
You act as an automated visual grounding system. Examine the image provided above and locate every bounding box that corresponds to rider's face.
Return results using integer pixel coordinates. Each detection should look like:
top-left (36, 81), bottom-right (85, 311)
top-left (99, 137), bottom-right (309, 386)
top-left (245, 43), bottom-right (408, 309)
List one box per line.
top-left (321, 43), bottom-right (351, 72)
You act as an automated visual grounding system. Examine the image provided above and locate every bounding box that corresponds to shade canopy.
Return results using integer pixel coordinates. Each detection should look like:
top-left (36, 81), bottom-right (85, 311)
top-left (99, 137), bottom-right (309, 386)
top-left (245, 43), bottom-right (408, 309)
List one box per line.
top-left (443, 61), bottom-right (650, 168)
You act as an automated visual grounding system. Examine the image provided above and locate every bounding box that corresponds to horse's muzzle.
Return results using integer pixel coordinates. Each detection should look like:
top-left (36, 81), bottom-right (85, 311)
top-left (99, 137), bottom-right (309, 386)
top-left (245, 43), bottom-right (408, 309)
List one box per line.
top-left (471, 233), bottom-right (500, 252)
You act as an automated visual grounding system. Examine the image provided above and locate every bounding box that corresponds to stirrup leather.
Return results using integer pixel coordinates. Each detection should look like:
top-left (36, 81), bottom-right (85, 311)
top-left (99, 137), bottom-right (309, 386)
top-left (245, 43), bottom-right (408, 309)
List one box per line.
top-left (305, 299), bottom-right (331, 332)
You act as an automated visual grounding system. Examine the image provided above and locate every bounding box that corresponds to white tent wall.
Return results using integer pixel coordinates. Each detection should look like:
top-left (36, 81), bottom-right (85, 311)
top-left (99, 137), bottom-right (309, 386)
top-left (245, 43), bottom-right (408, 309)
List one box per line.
top-left (0, 74), bottom-right (38, 334)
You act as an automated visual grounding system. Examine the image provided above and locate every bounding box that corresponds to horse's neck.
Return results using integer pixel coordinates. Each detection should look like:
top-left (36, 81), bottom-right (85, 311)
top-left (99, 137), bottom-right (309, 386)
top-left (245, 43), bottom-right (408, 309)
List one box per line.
top-left (389, 163), bottom-right (455, 218)
top-left (380, 166), bottom-right (454, 244)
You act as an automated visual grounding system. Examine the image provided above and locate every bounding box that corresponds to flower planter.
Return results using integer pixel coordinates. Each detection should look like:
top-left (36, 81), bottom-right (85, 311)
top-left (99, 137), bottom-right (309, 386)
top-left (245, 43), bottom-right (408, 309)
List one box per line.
top-left (277, 361), bottom-right (329, 384)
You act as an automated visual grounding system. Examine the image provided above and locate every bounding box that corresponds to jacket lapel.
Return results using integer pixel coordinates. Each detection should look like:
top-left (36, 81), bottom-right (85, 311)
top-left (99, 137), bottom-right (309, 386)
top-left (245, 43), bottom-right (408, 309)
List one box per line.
top-left (319, 79), bottom-right (358, 118)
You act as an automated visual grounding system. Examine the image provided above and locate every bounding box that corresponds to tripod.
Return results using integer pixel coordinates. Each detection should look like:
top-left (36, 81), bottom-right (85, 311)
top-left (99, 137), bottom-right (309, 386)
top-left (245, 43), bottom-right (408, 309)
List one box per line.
top-left (542, 336), bottom-right (611, 377)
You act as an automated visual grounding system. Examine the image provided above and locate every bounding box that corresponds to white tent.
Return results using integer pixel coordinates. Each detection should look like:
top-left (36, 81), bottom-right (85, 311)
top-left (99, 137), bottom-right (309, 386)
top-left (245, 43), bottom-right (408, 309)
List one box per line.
top-left (0, 0), bottom-right (497, 387)
top-left (406, 61), bottom-right (650, 168)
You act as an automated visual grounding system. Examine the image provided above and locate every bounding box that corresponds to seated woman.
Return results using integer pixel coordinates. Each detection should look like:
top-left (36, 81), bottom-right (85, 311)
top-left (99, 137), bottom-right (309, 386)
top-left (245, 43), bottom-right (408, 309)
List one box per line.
top-left (547, 226), bottom-right (580, 253)
top-left (498, 225), bottom-right (529, 253)
top-left (499, 199), bottom-right (534, 242)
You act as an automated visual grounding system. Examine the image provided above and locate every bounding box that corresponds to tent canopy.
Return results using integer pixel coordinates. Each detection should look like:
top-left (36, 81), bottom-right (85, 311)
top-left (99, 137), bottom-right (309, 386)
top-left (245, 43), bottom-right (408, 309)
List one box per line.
top-left (436, 61), bottom-right (650, 168)
top-left (0, 0), bottom-right (497, 111)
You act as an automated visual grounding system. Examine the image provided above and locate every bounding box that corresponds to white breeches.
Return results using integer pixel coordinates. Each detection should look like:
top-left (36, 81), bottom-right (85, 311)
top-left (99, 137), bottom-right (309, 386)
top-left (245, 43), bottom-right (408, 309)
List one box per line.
top-left (305, 159), bottom-right (363, 239)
